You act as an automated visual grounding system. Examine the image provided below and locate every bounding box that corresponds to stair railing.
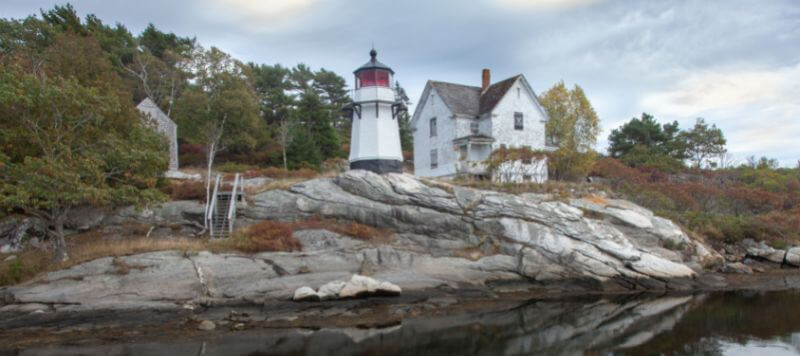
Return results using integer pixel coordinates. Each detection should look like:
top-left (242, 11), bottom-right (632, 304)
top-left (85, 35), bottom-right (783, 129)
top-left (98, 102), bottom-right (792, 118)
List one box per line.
top-left (206, 174), bottom-right (222, 238)
top-left (227, 173), bottom-right (241, 234)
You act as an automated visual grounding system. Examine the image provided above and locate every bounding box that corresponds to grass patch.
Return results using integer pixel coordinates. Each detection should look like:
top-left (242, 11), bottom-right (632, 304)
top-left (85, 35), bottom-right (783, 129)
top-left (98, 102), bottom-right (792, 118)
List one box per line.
top-left (0, 233), bottom-right (210, 286)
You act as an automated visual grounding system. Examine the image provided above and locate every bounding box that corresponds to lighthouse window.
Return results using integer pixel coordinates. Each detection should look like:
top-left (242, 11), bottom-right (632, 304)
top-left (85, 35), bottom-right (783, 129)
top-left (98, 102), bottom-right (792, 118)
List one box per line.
top-left (430, 149), bottom-right (438, 169)
top-left (429, 117), bottom-right (437, 137)
top-left (356, 69), bottom-right (391, 88)
top-left (514, 112), bottom-right (524, 130)
top-left (375, 70), bottom-right (390, 86)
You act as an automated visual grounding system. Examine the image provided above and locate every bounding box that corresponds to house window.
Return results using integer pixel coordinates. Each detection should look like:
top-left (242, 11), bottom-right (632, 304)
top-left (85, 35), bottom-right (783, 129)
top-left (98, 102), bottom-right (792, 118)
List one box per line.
top-left (517, 87), bottom-right (521, 99)
top-left (430, 117), bottom-right (437, 137)
top-left (470, 121), bottom-right (479, 134)
top-left (430, 149), bottom-right (438, 169)
top-left (514, 112), bottom-right (523, 130)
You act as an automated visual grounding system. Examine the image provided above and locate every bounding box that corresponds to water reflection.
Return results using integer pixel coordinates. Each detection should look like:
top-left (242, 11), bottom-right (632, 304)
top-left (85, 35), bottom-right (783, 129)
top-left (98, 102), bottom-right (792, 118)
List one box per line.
top-left (5, 291), bottom-right (800, 355)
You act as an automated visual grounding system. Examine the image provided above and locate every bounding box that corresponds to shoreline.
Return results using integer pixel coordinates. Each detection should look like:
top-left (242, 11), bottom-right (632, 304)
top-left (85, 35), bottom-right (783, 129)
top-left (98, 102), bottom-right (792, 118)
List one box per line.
top-left (1, 267), bottom-right (798, 349)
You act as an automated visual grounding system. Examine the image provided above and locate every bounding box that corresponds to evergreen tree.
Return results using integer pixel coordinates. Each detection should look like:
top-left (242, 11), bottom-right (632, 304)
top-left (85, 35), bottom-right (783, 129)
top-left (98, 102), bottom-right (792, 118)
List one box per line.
top-left (608, 113), bottom-right (687, 160)
top-left (394, 81), bottom-right (413, 153)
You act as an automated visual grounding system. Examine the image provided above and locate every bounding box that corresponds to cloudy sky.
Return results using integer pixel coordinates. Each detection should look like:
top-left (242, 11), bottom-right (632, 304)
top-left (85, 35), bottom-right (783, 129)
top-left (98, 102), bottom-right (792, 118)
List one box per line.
top-left (4, 0), bottom-right (799, 165)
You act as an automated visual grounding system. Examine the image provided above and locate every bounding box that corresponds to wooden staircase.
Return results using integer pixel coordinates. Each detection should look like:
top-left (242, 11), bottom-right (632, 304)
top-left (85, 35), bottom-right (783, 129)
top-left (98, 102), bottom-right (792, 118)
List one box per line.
top-left (205, 174), bottom-right (243, 239)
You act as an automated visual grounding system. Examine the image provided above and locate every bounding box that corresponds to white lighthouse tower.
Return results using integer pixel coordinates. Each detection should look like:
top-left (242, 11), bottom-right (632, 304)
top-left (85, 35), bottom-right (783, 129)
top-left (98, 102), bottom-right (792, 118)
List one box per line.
top-left (345, 49), bottom-right (405, 173)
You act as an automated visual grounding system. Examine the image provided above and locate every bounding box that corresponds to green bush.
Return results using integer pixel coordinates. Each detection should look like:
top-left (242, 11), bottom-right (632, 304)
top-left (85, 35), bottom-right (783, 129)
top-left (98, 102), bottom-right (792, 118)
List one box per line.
top-left (620, 145), bottom-right (685, 173)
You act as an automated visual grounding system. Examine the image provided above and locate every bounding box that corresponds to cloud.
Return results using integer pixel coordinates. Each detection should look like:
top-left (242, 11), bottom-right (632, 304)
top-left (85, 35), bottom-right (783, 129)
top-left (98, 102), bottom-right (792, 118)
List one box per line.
top-left (200, 0), bottom-right (316, 32)
top-left (641, 64), bottom-right (800, 116)
top-left (639, 64), bottom-right (800, 164)
top-left (492, 0), bottom-right (601, 11)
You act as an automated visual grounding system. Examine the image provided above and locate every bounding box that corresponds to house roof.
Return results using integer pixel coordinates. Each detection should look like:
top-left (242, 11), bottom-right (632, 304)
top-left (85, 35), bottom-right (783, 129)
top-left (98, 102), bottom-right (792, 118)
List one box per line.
top-left (453, 134), bottom-right (496, 145)
top-left (479, 75), bottom-right (521, 115)
top-left (136, 98), bottom-right (176, 126)
top-left (429, 81), bottom-right (481, 117)
top-left (428, 75), bottom-right (523, 117)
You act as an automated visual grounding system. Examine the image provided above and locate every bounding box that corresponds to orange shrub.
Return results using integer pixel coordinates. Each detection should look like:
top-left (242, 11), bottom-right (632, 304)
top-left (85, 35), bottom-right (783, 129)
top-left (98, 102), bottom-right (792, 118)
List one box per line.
top-left (290, 216), bottom-right (391, 241)
top-left (234, 221), bottom-right (302, 253)
top-left (590, 158), bottom-right (648, 184)
top-left (160, 180), bottom-right (206, 201)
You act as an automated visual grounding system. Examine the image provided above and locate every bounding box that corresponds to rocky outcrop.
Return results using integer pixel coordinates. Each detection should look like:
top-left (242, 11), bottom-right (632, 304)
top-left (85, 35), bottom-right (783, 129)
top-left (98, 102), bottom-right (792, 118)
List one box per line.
top-left (1, 171), bottom-right (727, 313)
top-left (0, 216), bottom-right (45, 253)
top-left (742, 239), bottom-right (800, 267)
top-left (244, 171), bottom-right (722, 289)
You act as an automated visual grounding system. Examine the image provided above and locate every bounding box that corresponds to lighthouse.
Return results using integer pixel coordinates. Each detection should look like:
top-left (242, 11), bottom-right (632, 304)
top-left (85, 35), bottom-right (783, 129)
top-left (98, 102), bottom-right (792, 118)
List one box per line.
top-left (344, 49), bottom-right (405, 174)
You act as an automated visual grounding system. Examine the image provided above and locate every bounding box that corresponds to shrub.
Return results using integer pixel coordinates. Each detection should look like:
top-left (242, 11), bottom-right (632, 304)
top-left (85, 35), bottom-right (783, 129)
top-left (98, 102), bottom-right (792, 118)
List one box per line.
top-left (620, 146), bottom-right (685, 173)
top-left (289, 216), bottom-right (391, 241)
top-left (590, 158), bottom-right (647, 184)
top-left (159, 180), bottom-right (207, 201)
top-left (216, 162), bottom-right (259, 173)
top-left (179, 143), bottom-right (206, 167)
top-left (229, 221), bottom-right (302, 253)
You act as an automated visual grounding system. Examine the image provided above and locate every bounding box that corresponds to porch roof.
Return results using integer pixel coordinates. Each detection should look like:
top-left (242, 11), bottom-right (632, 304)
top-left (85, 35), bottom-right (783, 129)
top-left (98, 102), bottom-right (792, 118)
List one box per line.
top-left (453, 134), bottom-right (495, 145)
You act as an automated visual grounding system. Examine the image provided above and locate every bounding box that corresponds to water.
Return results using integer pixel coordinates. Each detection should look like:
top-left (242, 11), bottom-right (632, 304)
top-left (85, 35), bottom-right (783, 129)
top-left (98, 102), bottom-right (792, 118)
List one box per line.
top-left (5, 290), bottom-right (800, 355)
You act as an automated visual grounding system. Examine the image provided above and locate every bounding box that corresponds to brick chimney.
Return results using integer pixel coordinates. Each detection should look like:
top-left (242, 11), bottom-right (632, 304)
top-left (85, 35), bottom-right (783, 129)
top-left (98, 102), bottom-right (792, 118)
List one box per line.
top-left (482, 69), bottom-right (490, 91)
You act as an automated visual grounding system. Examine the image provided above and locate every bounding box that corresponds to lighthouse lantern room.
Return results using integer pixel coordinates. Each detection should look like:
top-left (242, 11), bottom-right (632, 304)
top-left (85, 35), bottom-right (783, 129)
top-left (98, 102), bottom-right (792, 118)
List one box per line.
top-left (344, 49), bottom-right (405, 174)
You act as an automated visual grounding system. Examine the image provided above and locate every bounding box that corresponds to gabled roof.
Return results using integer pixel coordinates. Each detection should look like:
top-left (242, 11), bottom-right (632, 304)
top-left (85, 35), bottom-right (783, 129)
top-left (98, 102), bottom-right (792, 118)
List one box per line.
top-left (479, 75), bottom-right (521, 115)
top-left (411, 74), bottom-right (547, 129)
top-left (429, 81), bottom-right (481, 117)
top-left (136, 98), bottom-right (176, 126)
top-left (427, 75), bottom-right (524, 117)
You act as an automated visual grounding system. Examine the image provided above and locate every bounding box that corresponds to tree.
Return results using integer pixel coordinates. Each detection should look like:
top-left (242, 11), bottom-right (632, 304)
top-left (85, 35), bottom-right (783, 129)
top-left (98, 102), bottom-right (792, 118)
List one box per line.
top-left (394, 81), bottom-right (413, 153)
top-left (126, 24), bottom-right (196, 115)
top-left (682, 118), bottom-right (727, 168)
top-left (0, 66), bottom-right (167, 261)
top-left (294, 90), bottom-right (341, 164)
top-left (172, 46), bottom-right (261, 222)
top-left (539, 82), bottom-right (600, 180)
top-left (247, 63), bottom-right (294, 168)
top-left (608, 113), bottom-right (687, 160)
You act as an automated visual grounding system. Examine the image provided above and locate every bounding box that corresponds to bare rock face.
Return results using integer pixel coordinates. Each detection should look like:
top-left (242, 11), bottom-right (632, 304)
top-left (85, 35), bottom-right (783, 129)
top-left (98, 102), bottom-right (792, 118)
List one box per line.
top-left (0, 216), bottom-right (45, 253)
top-left (244, 171), bottom-right (720, 289)
top-left (0, 171), bottom-right (727, 313)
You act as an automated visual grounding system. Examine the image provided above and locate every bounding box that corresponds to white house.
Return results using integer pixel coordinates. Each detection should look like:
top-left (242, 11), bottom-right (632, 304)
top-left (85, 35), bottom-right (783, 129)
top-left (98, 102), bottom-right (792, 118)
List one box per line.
top-left (410, 70), bottom-right (553, 182)
top-left (136, 98), bottom-right (179, 172)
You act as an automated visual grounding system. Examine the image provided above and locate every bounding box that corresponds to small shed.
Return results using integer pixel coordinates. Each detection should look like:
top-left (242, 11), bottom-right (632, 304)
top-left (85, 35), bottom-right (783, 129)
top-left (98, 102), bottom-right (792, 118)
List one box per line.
top-left (136, 98), bottom-right (178, 171)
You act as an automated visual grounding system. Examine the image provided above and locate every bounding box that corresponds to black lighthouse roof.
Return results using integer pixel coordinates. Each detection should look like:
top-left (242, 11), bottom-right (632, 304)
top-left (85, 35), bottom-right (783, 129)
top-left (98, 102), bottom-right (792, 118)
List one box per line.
top-left (354, 49), bottom-right (394, 74)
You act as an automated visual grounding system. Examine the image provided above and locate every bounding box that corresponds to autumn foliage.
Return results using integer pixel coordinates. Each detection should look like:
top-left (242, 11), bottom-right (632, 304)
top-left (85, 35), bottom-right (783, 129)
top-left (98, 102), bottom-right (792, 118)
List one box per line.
top-left (591, 157), bottom-right (800, 247)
